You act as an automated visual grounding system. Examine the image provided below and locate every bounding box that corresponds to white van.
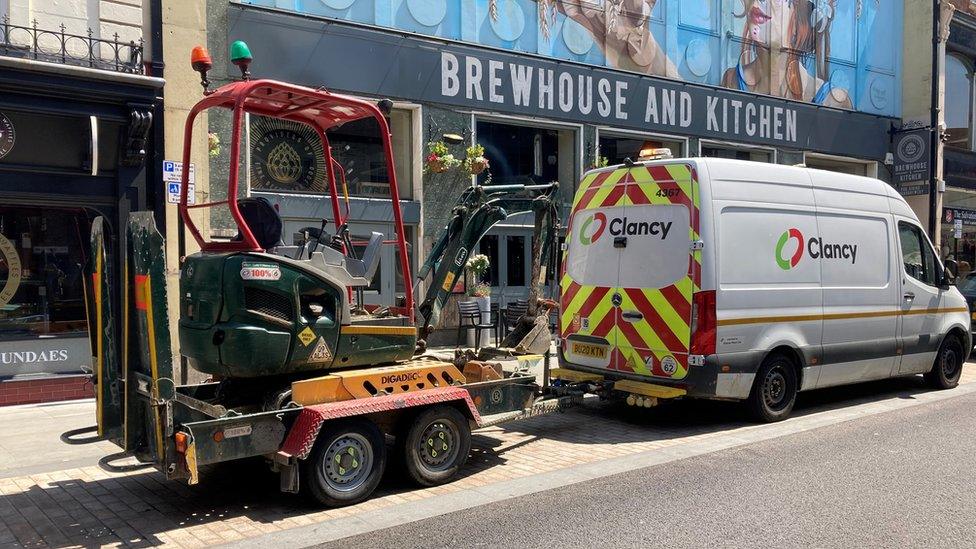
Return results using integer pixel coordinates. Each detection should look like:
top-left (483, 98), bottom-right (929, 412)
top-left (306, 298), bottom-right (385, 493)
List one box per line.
top-left (559, 158), bottom-right (970, 421)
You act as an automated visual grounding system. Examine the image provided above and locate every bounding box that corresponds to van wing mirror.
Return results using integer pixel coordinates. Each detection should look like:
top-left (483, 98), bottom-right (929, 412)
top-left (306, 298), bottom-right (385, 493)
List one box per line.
top-left (942, 259), bottom-right (958, 288)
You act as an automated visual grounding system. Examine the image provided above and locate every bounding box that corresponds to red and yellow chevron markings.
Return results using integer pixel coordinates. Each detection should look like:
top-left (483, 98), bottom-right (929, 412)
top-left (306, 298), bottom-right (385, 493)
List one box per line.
top-left (560, 163), bottom-right (701, 380)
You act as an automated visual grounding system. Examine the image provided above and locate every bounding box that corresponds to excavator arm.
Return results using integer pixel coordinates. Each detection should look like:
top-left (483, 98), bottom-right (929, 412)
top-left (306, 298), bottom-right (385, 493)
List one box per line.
top-left (415, 182), bottom-right (560, 351)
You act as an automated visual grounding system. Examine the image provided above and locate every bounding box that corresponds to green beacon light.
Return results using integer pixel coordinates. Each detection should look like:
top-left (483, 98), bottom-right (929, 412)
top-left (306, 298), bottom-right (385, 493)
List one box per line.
top-left (230, 40), bottom-right (253, 81)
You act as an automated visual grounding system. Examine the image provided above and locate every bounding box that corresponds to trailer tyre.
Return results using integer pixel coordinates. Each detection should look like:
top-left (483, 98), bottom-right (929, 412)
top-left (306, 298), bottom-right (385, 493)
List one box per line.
top-left (747, 354), bottom-right (798, 423)
top-left (399, 406), bottom-right (472, 487)
top-left (925, 334), bottom-right (963, 390)
top-left (302, 418), bottom-right (386, 507)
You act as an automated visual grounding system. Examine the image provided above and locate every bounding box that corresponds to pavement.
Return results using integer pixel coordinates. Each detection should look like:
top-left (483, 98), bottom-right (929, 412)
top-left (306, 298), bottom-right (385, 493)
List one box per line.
top-left (1, 362), bottom-right (976, 548)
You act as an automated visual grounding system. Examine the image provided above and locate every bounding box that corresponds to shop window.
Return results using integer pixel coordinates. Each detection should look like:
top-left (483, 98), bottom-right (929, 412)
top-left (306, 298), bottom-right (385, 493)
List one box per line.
top-left (702, 145), bottom-right (771, 163)
top-left (247, 109), bottom-right (414, 199)
top-left (946, 54), bottom-right (973, 150)
top-left (0, 207), bottom-right (92, 341)
top-left (597, 133), bottom-right (682, 167)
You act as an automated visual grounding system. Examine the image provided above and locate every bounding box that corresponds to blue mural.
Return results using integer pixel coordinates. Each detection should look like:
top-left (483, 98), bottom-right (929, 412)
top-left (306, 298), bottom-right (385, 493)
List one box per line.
top-left (242, 0), bottom-right (902, 117)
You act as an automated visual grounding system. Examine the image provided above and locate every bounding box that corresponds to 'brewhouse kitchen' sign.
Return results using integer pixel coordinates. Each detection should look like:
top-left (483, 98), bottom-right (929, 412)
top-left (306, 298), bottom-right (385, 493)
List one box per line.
top-left (231, 5), bottom-right (896, 160)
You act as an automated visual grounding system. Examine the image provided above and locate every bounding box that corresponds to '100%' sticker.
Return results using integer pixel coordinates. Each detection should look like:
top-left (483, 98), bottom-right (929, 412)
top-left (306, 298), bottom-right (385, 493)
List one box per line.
top-left (241, 262), bottom-right (281, 281)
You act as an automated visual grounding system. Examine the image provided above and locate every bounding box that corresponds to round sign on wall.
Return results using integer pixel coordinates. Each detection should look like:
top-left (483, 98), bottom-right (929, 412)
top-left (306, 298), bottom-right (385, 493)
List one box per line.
top-left (0, 233), bottom-right (22, 307)
top-left (0, 112), bottom-right (15, 160)
top-left (250, 119), bottom-right (325, 192)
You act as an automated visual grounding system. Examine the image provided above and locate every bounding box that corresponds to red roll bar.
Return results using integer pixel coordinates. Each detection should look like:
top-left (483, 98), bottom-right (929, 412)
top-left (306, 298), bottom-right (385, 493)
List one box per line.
top-left (179, 79), bottom-right (414, 320)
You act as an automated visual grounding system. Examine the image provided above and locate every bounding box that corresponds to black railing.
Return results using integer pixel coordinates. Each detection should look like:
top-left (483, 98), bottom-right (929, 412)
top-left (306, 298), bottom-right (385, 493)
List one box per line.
top-left (0, 16), bottom-right (144, 74)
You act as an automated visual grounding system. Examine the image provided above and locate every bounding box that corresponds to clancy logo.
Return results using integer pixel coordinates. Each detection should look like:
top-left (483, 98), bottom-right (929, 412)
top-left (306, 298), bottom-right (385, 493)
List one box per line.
top-left (579, 212), bottom-right (607, 245)
top-left (775, 228), bottom-right (804, 270)
top-left (775, 227), bottom-right (859, 270)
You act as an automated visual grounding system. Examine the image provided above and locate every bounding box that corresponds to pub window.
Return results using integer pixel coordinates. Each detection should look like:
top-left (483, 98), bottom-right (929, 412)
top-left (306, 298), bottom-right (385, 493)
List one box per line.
top-left (701, 144), bottom-right (772, 163)
top-left (597, 132), bottom-right (683, 167)
top-left (247, 109), bottom-right (414, 199)
top-left (946, 54), bottom-right (974, 151)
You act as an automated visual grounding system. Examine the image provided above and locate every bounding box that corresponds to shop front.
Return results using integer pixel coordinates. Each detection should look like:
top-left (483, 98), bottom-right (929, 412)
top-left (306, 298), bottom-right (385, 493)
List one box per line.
top-left (0, 59), bottom-right (161, 405)
top-left (221, 1), bottom-right (902, 327)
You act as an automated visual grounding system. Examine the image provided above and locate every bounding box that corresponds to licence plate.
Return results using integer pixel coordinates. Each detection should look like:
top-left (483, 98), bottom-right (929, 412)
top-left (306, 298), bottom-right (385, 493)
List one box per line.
top-left (971, 312), bottom-right (976, 321)
top-left (572, 342), bottom-right (607, 359)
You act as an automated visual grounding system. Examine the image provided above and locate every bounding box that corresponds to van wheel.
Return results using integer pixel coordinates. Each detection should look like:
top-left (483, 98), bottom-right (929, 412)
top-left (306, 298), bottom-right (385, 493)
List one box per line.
top-left (925, 334), bottom-right (964, 390)
top-left (302, 418), bottom-right (386, 507)
top-left (747, 354), bottom-right (798, 423)
top-left (398, 406), bottom-right (471, 487)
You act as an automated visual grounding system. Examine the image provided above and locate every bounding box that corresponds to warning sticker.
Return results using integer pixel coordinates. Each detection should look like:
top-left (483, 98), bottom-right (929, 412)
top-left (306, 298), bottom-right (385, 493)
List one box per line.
top-left (309, 337), bottom-right (333, 363)
top-left (241, 262), bottom-right (281, 281)
top-left (298, 327), bottom-right (316, 346)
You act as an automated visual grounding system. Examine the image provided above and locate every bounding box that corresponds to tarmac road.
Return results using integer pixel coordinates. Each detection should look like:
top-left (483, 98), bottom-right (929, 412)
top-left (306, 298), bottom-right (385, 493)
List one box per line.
top-left (316, 391), bottom-right (976, 548)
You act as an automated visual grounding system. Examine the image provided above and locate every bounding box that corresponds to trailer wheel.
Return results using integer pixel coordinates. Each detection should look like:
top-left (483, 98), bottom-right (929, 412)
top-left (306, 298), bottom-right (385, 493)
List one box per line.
top-left (399, 406), bottom-right (472, 487)
top-left (302, 417), bottom-right (386, 507)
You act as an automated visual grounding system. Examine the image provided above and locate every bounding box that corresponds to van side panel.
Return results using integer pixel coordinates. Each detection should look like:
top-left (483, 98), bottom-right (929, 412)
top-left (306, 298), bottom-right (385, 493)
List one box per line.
top-left (809, 171), bottom-right (899, 388)
top-left (711, 164), bottom-right (823, 397)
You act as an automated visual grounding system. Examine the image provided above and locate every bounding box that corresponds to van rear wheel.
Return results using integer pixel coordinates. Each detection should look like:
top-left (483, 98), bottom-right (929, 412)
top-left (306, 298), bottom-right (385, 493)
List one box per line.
top-left (925, 334), bottom-right (963, 390)
top-left (747, 354), bottom-right (798, 423)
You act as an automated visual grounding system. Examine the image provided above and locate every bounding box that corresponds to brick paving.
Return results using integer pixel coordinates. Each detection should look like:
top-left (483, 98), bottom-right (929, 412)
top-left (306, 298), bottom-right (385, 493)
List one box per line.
top-left (2, 366), bottom-right (975, 548)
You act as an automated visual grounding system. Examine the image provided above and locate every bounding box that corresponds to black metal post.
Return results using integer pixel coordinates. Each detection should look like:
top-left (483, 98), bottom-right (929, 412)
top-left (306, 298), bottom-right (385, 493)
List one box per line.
top-left (929, 0), bottom-right (942, 239)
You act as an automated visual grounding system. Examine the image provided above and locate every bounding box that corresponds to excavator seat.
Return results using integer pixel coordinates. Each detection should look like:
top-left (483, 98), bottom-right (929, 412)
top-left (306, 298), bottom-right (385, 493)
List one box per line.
top-left (234, 197), bottom-right (283, 250)
top-left (346, 231), bottom-right (382, 282)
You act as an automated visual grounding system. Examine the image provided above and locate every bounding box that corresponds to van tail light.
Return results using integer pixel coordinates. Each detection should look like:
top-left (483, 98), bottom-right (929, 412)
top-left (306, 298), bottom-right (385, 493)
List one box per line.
top-left (690, 290), bottom-right (716, 358)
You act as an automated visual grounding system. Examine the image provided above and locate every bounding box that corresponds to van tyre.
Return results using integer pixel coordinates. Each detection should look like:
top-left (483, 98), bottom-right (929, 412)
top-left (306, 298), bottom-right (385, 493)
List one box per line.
top-left (925, 334), bottom-right (964, 390)
top-left (747, 354), bottom-right (798, 423)
top-left (302, 418), bottom-right (386, 507)
top-left (398, 406), bottom-right (471, 487)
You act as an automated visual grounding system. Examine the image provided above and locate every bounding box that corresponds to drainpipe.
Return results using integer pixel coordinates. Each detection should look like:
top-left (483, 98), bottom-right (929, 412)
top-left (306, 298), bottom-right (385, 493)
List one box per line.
top-left (145, 0), bottom-right (165, 228)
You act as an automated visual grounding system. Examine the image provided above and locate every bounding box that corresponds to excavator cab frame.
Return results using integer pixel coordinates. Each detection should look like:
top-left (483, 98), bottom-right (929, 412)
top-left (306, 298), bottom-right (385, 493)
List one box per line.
top-left (177, 79), bottom-right (414, 321)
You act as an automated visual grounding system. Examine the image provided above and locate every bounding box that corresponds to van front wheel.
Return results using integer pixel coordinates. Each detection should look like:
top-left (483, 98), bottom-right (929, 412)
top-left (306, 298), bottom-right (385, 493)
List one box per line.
top-left (747, 354), bottom-right (798, 423)
top-left (925, 334), bottom-right (964, 390)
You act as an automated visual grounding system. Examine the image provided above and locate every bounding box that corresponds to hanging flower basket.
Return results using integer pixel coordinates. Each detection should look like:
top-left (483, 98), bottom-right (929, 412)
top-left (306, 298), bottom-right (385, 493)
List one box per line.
top-left (428, 157), bottom-right (449, 173)
top-left (468, 158), bottom-right (489, 175)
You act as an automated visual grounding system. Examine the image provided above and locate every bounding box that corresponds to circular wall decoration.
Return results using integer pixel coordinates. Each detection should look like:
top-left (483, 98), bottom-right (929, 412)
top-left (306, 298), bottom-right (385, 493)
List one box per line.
top-left (250, 118), bottom-right (326, 192)
top-left (0, 112), bottom-right (15, 160)
top-left (407, 0), bottom-right (447, 27)
top-left (319, 0), bottom-right (356, 10)
top-left (869, 75), bottom-right (889, 111)
top-left (490, 0), bottom-right (525, 42)
top-left (0, 233), bottom-right (22, 307)
top-left (684, 39), bottom-right (712, 78)
top-left (561, 18), bottom-right (593, 55)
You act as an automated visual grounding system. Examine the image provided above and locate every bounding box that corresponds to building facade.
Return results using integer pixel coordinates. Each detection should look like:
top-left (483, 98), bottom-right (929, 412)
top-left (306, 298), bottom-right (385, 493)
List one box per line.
top-left (0, 1), bottom-right (163, 404)
top-left (193, 0), bottom-right (914, 330)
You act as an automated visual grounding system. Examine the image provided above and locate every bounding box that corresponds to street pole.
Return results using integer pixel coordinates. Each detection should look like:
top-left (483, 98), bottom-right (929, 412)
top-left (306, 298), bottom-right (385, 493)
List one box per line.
top-left (929, 0), bottom-right (941, 240)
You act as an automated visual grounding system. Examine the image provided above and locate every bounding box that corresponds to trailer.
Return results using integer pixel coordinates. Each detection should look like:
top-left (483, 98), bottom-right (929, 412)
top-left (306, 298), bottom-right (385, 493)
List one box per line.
top-left (62, 41), bottom-right (688, 507)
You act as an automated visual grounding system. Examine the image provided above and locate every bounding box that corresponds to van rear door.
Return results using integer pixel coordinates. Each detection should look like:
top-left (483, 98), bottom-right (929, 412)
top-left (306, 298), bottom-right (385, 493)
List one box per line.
top-left (561, 167), bottom-right (628, 372)
top-left (614, 164), bottom-right (698, 379)
top-left (561, 163), bottom-right (699, 379)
